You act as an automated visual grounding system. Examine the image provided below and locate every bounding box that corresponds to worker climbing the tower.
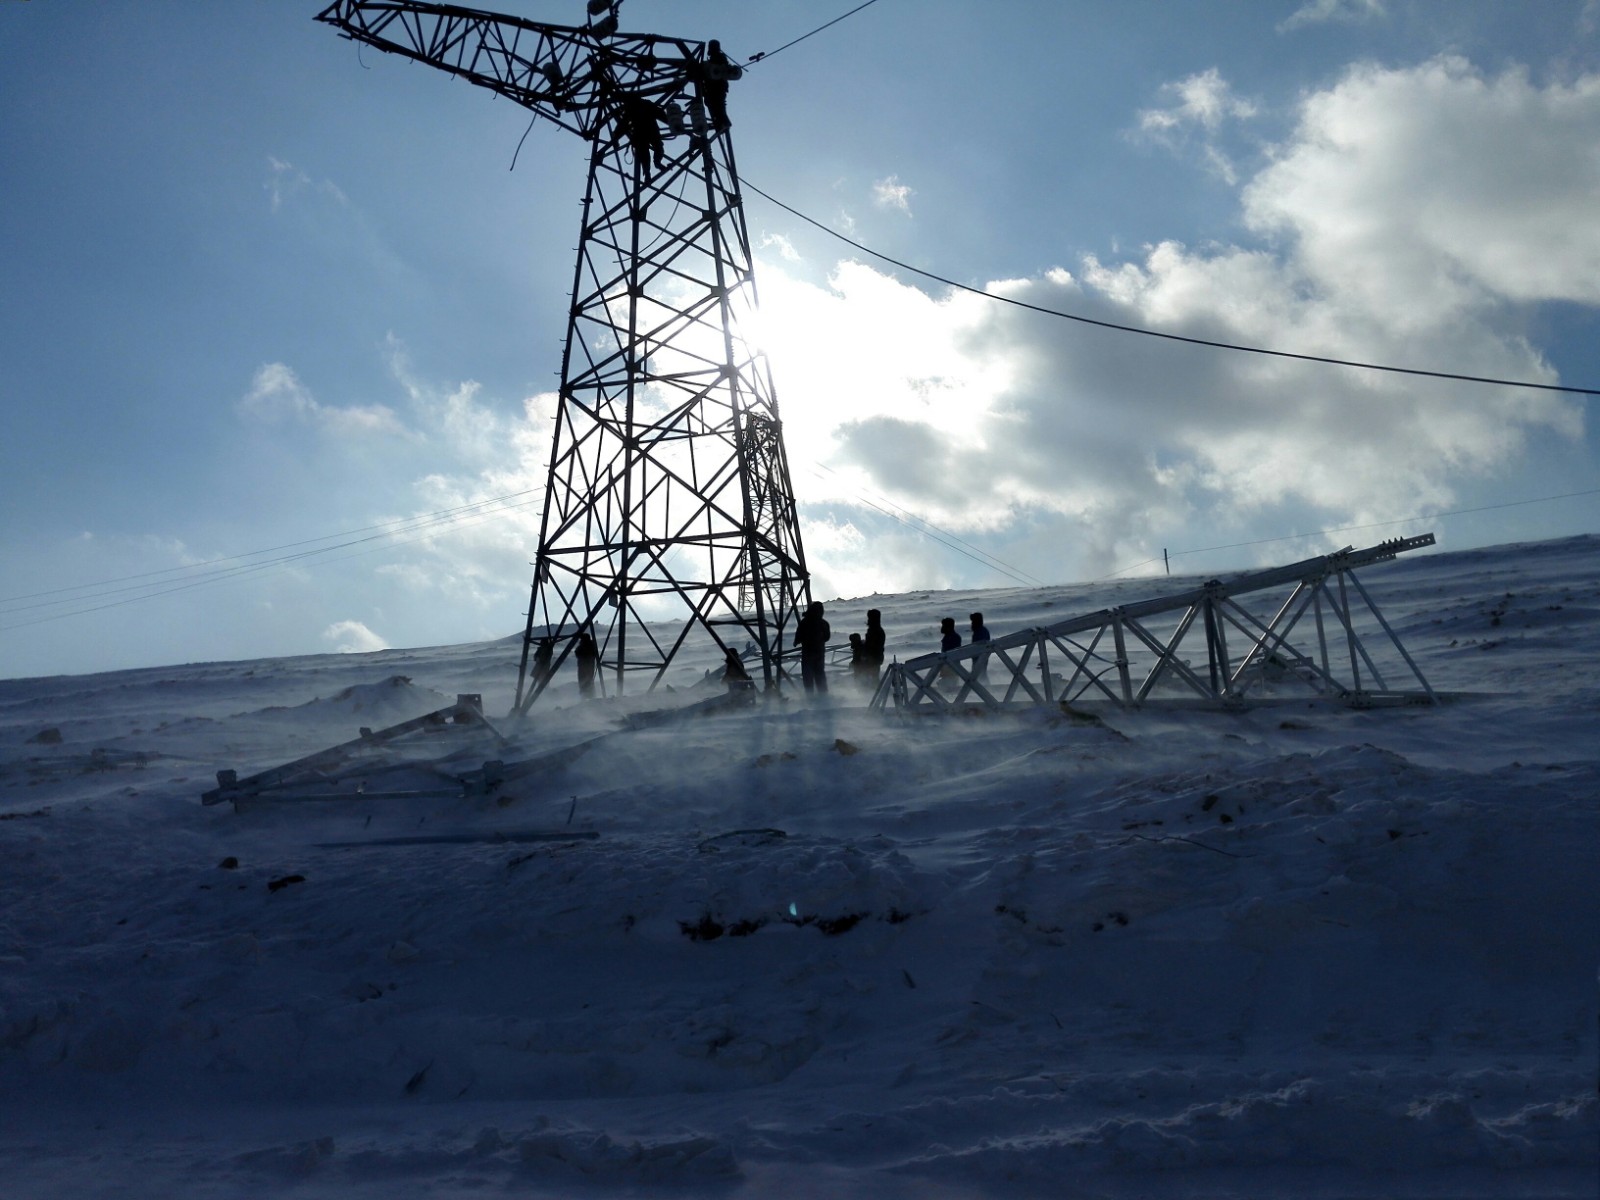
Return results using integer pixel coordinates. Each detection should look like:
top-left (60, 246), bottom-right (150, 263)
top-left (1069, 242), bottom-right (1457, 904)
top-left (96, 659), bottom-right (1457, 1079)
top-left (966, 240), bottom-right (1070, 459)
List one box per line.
top-left (615, 92), bottom-right (667, 172)
top-left (696, 39), bottom-right (738, 132)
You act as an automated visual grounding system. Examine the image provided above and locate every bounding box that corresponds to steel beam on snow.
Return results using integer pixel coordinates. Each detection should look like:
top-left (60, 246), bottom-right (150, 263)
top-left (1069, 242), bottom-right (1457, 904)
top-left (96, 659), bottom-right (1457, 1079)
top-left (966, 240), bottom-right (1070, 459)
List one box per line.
top-left (871, 534), bottom-right (1438, 714)
top-left (200, 694), bottom-right (505, 806)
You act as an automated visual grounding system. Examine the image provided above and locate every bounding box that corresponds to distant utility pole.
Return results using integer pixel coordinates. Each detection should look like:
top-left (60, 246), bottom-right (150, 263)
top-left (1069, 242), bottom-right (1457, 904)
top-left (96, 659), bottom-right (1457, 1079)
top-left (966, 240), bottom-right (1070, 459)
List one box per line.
top-left (318, 1), bottom-right (812, 713)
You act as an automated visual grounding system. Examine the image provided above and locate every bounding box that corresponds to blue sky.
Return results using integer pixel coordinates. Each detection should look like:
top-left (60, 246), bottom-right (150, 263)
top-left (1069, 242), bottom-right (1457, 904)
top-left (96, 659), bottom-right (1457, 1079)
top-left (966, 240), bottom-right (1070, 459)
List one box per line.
top-left (3, 0), bottom-right (1597, 680)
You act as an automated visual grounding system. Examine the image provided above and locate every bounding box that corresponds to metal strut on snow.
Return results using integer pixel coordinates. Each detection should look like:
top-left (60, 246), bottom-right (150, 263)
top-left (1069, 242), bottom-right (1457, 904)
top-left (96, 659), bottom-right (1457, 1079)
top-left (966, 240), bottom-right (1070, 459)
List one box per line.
top-left (872, 534), bottom-right (1442, 714)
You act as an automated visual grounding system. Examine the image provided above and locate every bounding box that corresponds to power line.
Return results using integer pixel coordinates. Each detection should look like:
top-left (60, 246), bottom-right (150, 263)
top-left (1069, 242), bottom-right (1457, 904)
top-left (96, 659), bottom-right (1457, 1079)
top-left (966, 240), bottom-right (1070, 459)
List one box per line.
top-left (805, 461), bottom-right (1047, 587)
top-left (743, 181), bottom-right (1600, 399)
top-left (742, 1), bottom-right (885, 67)
top-left (0, 493), bottom-right (544, 632)
top-left (0, 490), bottom-right (543, 607)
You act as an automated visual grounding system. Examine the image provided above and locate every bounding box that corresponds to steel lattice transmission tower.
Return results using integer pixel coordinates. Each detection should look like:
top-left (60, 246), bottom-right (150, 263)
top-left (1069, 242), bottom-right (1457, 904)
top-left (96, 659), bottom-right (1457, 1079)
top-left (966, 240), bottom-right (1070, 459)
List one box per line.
top-left (317, 1), bottom-right (811, 712)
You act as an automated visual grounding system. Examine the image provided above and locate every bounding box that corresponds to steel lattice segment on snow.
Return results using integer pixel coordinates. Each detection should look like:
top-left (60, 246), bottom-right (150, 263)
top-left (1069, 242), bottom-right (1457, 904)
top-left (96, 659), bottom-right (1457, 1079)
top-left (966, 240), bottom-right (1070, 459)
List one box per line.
top-left (871, 535), bottom-right (1439, 714)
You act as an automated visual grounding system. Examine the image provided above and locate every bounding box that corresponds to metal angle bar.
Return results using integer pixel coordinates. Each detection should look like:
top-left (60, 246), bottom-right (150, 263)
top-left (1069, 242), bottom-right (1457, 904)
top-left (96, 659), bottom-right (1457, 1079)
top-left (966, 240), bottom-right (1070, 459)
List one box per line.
top-left (1208, 596), bottom-right (1235, 698)
top-left (993, 642), bottom-right (1045, 704)
top-left (1314, 572), bottom-right (1377, 694)
top-left (1058, 627), bottom-right (1114, 701)
top-left (1110, 617), bottom-right (1135, 704)
top-left (1128, 604), bottom-right (1209, 702)
top-left (1223, 584), bottom-right (1339, 695)
top-left (1046, 627), bottom-right (1121, 704)
top-left (868, 667), bottom-right (895, 710)
top-left (1218, 584), bottom-right (1346, 697)
top-left (912, 660), bottom-right (955, 709)
top-left (940, 654), bottom-right (1002, 707)
top-left (1335, 569), bottom-right (1387, 691)
top-left (1314, 583), bottom-right (1331, 682)
top-left (1221, 579), bottom-right (1311, 689)
top-left (1344, 569), bottom-right (1438, 703)
top-left (201, 696), bottom-right (499, 804)
top-left (897, 663), bottom-right (943, 709)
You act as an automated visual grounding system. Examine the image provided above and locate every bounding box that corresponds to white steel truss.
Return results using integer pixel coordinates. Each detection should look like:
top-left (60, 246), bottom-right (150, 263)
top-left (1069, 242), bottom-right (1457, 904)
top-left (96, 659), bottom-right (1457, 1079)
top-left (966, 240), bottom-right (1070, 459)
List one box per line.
top-left (872, 534), bottom-right (1439, 713)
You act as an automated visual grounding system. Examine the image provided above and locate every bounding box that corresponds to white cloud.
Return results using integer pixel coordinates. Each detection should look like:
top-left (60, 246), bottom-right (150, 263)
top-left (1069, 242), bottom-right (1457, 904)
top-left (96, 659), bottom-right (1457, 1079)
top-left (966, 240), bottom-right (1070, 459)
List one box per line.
top-left (265, 156), bottom-right (347, 213)
top-left (760, 232), bottom-right (801, 261)
top-left (871, 175), bottom-right (914, 215)
top-left (1244, 56), bottom-right (1600, 311)
top-left (238, 362), bottom-right (408, 438)
top-left (322, 619), bottom-right (389, 653)
top-left (1139, 69), bottom-right (1257, 135)
top-left (307, 339), bottom-right (557, 619)
top-left (751, 55), bottom-right (1591, 590)
top-left (1279, 0), bottom-right (1386, 33)
top-left (1136, 69), bottom-right (1259, 183)
top-left (249, 53), bottom-right (1595, 629)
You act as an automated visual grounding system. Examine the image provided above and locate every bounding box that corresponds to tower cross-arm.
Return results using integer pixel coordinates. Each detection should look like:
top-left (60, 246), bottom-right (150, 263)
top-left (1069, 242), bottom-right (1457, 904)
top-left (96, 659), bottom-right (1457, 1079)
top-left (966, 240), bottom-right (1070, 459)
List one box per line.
top-left (316, 1), bottom-right (702, 141)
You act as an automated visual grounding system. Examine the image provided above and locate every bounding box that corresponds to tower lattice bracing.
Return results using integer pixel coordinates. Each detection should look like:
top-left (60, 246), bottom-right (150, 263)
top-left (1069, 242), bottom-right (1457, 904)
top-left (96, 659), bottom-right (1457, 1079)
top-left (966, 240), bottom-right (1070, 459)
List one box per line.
top-left (317, 2), bottom-right (811, 711)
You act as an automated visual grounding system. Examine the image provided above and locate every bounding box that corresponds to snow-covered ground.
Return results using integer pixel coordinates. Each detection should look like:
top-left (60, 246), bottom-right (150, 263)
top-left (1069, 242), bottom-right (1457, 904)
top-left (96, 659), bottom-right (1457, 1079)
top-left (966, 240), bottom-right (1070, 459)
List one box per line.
top-left (2, 535), bottom-right (1596, 1198)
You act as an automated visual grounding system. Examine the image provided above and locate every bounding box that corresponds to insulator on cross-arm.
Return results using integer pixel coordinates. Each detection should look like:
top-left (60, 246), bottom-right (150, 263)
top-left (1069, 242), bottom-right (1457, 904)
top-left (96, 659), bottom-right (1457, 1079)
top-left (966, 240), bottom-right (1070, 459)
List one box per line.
top-left (587, 0), bottom-right (617, 37)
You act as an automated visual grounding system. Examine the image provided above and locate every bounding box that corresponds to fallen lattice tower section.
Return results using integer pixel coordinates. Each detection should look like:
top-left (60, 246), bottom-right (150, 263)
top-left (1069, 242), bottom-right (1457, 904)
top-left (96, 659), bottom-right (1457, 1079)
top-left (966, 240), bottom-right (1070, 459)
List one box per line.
top-left (872, 534), bottom-right (1439, 714)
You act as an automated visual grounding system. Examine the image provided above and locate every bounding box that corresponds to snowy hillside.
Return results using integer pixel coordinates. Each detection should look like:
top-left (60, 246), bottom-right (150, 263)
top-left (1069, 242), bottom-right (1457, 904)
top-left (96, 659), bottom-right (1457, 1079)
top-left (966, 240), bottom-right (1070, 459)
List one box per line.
top-left (1, 535), bottom-right (1597, 1198)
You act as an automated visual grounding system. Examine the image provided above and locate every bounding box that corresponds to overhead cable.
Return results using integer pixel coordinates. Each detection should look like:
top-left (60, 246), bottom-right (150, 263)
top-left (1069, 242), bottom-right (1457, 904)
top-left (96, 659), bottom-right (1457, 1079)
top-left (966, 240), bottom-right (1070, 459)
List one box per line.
top-left (742, 0), bottom-right (884, 67)
top-left (0, 493), bottom-right (544, 631)
top-left (805, 461), bottom-right (1047, 587)
top-left (0, 490), bottom-right (543, 607)
top-left (743, 181), bottom-right (1600, 398)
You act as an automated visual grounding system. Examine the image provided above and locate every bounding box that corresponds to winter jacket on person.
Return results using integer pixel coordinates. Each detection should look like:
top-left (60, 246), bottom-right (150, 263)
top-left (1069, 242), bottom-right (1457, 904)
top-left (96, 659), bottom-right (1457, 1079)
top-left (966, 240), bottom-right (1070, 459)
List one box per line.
top-left (795, 606), bottom-right (831, 653)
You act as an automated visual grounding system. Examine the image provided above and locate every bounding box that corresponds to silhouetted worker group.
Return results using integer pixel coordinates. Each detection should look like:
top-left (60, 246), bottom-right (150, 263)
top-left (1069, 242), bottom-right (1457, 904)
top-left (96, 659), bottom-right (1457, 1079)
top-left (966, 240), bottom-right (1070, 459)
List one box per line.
top-left (612, 38), bottom-right (740, 176)
top-left (534, 604), bottom-right (998, 702)
top-left (788, 603), bottom-right (897, 694)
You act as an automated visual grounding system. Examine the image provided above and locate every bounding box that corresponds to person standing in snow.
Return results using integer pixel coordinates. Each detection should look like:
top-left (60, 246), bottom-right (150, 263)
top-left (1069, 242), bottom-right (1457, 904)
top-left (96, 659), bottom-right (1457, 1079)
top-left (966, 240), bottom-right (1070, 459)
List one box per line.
top-left (530, 635), bottom-right (555, 690)
top-left (795, 600), bottom-right (831, 694)
top-left (969, 611), bottom-right (991, 681)
top-left (863, 609), bottom-right (886, 681)
top-left (575, 630), bottom-right (600, 698)
top-left (939, 617), bottom-right (961, 654)
top-left (849, 633), bottom-right (878, 689)
top-left (721, 646), bottom-right (752, 692)
top-left (938, 616), bottom-right (962, 687)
